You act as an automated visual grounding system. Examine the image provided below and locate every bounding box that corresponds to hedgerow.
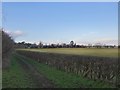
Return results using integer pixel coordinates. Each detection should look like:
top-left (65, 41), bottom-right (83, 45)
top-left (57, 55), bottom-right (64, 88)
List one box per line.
top-left (16, 50), bottom-right (118, 85)
top-left (2, 30), bottom-right (14, 69)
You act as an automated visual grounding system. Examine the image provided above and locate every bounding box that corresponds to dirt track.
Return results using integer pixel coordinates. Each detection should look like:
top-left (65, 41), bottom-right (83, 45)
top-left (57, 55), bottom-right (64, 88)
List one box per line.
top-left (17, 56), bottom-right (56, 88)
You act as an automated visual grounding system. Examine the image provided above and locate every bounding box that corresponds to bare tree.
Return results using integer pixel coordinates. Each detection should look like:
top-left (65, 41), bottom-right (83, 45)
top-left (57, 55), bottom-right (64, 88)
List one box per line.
top-left (38, 41), bottom-right (43, 48)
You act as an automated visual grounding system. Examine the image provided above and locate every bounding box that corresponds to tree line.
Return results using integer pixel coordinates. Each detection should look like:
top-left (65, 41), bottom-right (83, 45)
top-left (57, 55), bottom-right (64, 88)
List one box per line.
top-left (15, 41), bottom-right (118, 49)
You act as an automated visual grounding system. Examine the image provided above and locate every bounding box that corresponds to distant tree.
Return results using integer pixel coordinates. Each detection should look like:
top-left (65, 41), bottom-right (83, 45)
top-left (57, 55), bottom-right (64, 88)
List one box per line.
top-left (51, 44), bottom-right (56, 48)
top-left (94, 43), bottom-right (102, 48)
top-left (21, 41), bottom-right (25, 44)
top-left (15, 41), bottom-right (27, 48)
top-left (76, 45), bottom-right (80, 48)
top-left (113, 45), bottom-right (116, 48)
top-left (38, 41), bottom-right (43, 48)
top-left (62, 43), bottom-right (67, 48)
top-left (118, 45), bottom-right (120, 48)
top-left (88, 44), bottom-right (92, 48)
top-left (73, 43), bottom-right (76, 48)
top-left (30, 43), bottom-right (38, 48)
top-left (70, 41), bottom-right (74, 48)
top-left (25, 43), bottom-right (32, 48)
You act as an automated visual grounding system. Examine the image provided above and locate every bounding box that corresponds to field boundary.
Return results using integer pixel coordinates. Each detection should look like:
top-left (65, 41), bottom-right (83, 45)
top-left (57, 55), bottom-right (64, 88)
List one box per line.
top-left (16, 50), bottom-right (118, 86)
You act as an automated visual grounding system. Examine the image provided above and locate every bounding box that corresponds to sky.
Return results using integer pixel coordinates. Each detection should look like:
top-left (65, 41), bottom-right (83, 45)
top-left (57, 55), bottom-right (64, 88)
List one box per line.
top-left (2, 2), bottom-right (118, 45)
top-left (2, 0), bottom-right (120, 2)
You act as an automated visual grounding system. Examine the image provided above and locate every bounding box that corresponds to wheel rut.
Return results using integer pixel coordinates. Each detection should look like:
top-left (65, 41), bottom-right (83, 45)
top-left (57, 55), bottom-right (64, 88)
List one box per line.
top-left (16, 55), bottom-right (56, 88)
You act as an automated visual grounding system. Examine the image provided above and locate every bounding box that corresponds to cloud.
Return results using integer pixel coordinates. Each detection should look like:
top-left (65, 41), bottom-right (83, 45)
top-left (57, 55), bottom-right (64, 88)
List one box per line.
top-left (73, 38), bottom-right (118, 46)
top-left (42, 40), bottom-right (67, 45)
top-left (4, 30), bottom-right (24, 39)
top-left (94, 38), bottom-right (118, 45)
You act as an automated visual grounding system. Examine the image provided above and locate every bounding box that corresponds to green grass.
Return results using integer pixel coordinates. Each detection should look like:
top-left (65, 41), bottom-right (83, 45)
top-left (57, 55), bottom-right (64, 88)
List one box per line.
top-left (2, 54), bottom-right (35, 88)
top-left (17, 48), bottom-right (118, 58)
top-left (17, 53), bottom-right (115, 88)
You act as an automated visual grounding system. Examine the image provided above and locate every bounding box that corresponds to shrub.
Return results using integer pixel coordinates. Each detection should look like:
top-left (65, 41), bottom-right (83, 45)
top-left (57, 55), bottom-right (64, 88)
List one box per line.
top-left (2, 30), bottom-right (14, 69)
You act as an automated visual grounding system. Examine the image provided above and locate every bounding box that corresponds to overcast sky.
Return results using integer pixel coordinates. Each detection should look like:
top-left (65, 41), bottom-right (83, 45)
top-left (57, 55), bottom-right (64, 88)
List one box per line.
top-left (2, 2), bottom-right (118, 45)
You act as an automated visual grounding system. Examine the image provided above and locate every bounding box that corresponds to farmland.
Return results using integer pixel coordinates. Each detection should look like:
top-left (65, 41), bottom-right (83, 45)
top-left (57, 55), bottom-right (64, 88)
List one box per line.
top-left (3, 47), bottom-right (118, 88)
top-left (18, 48), bottom-right (118, 58)
top-left (2, 2), bottom-right (119, 88)
top-left (2, 31), bottom-right (118, 88)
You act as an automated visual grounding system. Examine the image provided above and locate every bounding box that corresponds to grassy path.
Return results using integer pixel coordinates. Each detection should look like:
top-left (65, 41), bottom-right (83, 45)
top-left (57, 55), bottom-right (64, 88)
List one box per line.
top-left (15, 54), bottom-right (55, 88)
top-left (2, 54), bottom-right (36, 88)
top-left (2, 53), bottom-right (55, 88)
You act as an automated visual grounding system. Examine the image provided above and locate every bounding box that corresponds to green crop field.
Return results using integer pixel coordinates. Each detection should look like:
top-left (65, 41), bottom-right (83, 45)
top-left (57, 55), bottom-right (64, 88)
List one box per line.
top-left (17, 48), bottom-right (118, 58)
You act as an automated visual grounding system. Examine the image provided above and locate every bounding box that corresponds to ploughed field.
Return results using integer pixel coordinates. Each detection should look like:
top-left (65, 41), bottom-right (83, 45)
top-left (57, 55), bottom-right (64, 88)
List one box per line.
top-left (18, 48), bottom-right (118, 58)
